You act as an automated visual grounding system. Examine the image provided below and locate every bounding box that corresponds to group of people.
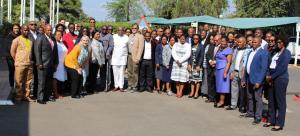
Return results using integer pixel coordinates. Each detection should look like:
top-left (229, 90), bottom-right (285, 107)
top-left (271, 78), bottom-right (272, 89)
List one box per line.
top-left (4, 17), bottom-right (291, 131)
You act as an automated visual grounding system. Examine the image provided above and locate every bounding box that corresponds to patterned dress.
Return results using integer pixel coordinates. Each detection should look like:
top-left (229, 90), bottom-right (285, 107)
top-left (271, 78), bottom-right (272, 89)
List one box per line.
top-left (171, 42), bottom-right (191, 82)
top-left (189, 46), bottom-right (203, 82)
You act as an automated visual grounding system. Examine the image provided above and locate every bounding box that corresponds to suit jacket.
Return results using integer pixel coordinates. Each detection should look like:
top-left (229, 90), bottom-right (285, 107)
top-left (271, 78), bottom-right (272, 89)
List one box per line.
top-left (269, 49), bottom-right (291, 80)
top-left (205, 44), bottom-right (216, 75)
top-left (28, 31), bottom-right (39, 63)
top-left (141, 40), bottom-right (156, 65)
top-left (129, 33), bottom-right (144, 63)
top-left (230, 48), bottom-right (246, 78)
top-left (189, 44), bottom-right (202, 65)
top-left (100, 33), bottom-right (114, 59)
top-left (245, 47), bottom-right (269, 84)
top-left (34, 33), bottom-right (59, 69)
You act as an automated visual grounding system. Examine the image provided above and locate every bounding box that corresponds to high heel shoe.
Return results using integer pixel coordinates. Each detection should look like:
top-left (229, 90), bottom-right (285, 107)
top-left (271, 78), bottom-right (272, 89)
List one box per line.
top-left (271, 127), bottom-right (283, 131)
top-left (263, 123), bottom-right (274, 127)
top-left (215, 103), bottom-right (224, 108)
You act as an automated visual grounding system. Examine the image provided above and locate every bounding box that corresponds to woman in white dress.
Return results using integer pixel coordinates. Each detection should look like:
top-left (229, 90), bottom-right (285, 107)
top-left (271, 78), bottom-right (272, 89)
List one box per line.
top-left (53, 31), bottom-right (68, 99)
top-left (171, 35), bottom-right (191, 98)
top-left (111, 27), bottom-right (129, 92)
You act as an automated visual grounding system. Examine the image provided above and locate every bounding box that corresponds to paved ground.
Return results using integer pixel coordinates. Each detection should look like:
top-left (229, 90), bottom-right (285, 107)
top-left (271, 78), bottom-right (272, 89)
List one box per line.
top-left (1, 91), bottom-right (300, 136)
top-left (1, 46), bottom-right (300, 136)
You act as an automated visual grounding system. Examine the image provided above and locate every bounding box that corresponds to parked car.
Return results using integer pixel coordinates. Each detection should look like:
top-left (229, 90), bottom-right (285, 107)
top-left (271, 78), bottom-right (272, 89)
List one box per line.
top-left (286, 37), bottom-right (300, 59)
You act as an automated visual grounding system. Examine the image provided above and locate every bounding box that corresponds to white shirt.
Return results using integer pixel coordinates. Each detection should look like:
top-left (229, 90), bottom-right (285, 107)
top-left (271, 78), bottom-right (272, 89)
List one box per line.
top-left (247, 47), bottom-right (261, 74)
top-left (143, 41), bottom-right (152, 60)
top-left (155, 36), bottom-right (161, 41)
top-left (111, 34), bottom-right (129, 65)
top-left (30, 30), bottom-right (37, 40)
top-left (234, 50), bottom-right (245, 71)
top-left (261, 40), bottom-right (268, 50)
top-left (270, 53), bottom-right (280, 69)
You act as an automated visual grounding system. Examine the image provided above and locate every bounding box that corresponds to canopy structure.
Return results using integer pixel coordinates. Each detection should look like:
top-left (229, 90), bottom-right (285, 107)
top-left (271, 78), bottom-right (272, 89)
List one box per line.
top-left (204, 17), bottom-right (300, 29)
top-left (158, 15), bottom-right (218, 25)
top-left (130, 16), bottom-right (300, 29)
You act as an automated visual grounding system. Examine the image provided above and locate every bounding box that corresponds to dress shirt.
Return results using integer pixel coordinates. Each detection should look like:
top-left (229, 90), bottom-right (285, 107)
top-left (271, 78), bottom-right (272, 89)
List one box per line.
top-left (234, 50), bottom-right (244, 71)
top-left (247, 46), bottom-right (261, 74)
top-left (143, 41), bottom-right (152, 60)
top-left (270, 52), bottom-right (280, 69)
top-left (30, 30), bottom-right (37, 40)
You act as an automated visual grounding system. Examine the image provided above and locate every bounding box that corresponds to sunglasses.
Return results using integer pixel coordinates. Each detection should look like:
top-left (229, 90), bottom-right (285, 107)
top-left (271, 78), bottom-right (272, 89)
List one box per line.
top-left (132, 28), bottom-right (137, 29)
top-left (90, 21), bottom-right (95, 23)
top-left (30, 24), bottom-right (37, 26)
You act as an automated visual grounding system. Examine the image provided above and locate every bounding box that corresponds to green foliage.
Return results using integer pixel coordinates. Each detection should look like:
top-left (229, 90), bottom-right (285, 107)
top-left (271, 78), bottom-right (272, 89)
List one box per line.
top-left (104, 0), bottom-right (145, 21)
top-left (144, 0), bottom-right (228, 18)
top-left (235, 0), bottom-right (295, 17)
top-left (0, 21), bottom-right (13, 37)
top-left (1, 0), bottom-right (88, 24)
top-left (81, 22), bottom-right (132, 33)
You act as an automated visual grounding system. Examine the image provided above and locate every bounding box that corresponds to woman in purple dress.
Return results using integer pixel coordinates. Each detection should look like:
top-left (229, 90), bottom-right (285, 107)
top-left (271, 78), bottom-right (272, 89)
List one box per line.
top-left (215, 36), bottom-right (233, 108)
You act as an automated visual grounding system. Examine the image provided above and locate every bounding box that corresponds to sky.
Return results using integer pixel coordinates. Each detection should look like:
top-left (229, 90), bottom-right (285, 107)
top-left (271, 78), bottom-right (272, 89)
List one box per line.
top-left (81, 0), bottom-right (236, 21)
top-left (81, 0), bottom-right (110, 21)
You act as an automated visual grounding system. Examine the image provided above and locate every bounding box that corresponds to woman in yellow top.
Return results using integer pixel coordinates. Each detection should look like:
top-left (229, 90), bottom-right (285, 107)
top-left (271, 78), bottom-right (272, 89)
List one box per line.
top-left (65, 35), bottom-right (90, 99)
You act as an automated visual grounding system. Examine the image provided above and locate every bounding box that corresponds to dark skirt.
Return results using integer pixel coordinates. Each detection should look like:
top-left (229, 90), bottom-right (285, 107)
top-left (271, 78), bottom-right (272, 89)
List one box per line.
top-left (161, 66), bottom-right (172, 82)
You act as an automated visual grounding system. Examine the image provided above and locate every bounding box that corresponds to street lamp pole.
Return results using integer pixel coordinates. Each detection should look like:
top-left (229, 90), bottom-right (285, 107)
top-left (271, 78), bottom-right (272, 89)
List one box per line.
top-left (56, 0), bottom-right (59, 24)
top-left (0, 0), bottom-right (3, 25)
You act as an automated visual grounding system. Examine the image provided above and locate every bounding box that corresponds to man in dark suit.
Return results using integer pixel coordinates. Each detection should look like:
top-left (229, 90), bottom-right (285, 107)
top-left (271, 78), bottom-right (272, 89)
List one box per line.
top-left (186, 27), bottom-right (195, 45)
top-left (28, 21), bottom-right (39, 99)
top-left (34, 25), bottom-right (58, 104)
top-left (205, 34), bottom-right (221, 107)
top-left (242, 37), bottom-right (269, 125)
top-left (139, 32), bottom-right (156, 92)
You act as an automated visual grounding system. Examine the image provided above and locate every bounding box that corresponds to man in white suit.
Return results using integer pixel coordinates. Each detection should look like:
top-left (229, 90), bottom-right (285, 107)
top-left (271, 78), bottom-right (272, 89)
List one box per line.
top-left (111, 27), bottom-right (129, 92)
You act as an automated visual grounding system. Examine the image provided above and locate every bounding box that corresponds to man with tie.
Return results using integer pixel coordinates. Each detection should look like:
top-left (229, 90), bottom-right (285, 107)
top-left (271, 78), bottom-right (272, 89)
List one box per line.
top-left (34, 25), bottom-right (58, 104)
top-left (186, 27), bottom-right (195, 45)
top-left (28, 20), bottom-right (39, 99)
top-left (242, 37), bottom-right (269, 125)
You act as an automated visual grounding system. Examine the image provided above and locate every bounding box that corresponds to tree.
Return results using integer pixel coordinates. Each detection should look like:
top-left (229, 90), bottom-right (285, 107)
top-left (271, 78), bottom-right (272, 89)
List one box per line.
top-left (2, 0), bottom-right (88, 23)
top-left (105, 0), bottom-right (145, 22)
top-left (144, 0), bottom-right (228, 18)
top-left (235, 0), bottom-right (296, 17)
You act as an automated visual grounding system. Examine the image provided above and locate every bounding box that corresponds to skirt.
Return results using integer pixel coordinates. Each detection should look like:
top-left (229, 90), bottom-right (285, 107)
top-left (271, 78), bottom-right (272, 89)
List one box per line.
top-left (171, 62), bottom-right (189, 82)
top-left (215, 68), bottom-right (230, 93)
top-left (161, 66), bottom-right (172, 82)
top-left (189, 68), bottom-right (203, 82)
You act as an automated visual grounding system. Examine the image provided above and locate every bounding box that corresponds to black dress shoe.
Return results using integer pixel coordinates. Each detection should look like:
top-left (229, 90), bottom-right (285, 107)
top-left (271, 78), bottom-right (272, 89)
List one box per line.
top-left (271, 127), bottom-right (283, 131)
top-left (213, 102), bottom-right (217, 107)
top-left (188, 95), bottom-right (193, 98)
top-left (263, 123), bottom-right (275, 127)
top-left (226, 106), bottom-right (237, 110)
top-left (46, 97), bottom-right (56, 102)
top-left (240, 113), bottom-right (254, 118)
top-left (215, 104), bottom-right (225, 108)
top-left (37, 100), bottom-right (46, 104)
top-left (193, 96), bottom-right (199, 99)
top-left (71, 95), bottom-right (80, 99)
top-left (252, 119), bottom-right (261, 125)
